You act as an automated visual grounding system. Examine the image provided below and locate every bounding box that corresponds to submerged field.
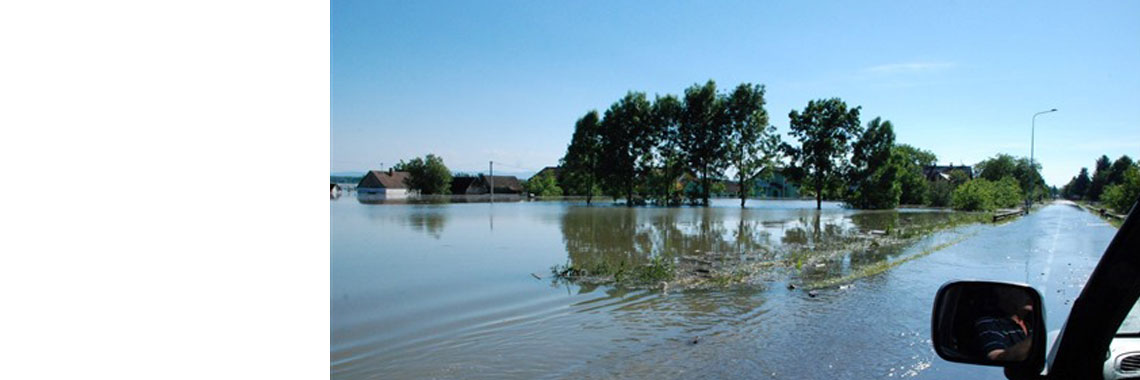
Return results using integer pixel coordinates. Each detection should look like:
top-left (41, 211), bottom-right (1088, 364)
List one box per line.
top-left (331, 197), bottom-right (1110, 379)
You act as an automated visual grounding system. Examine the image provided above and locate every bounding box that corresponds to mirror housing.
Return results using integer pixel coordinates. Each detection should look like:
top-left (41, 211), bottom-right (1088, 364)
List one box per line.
top-left (932, 281), bottom-right (1046, 376)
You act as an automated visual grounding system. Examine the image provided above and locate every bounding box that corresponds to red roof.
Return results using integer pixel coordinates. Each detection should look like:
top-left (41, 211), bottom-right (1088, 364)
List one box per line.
top-left (357, 170), bottom-right (411, 189)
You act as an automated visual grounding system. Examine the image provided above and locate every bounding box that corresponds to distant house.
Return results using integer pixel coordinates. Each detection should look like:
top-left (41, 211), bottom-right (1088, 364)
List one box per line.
top-left (357, 169), bottom-right (414, 198)
top-left (713, 174), bottom-right (800, 199)
top-left (754, 173), bottom-right (799, 198)
top-left (533, 166), bottom-right (561, 180)
top-left (477, 174), bottom-right (524, 194)
top-left (448, 174), bottom-right (524, 195)
top-left (923, 165), bottom-right (974, 182)
top-left (450, 176), bottom-right (481, 195)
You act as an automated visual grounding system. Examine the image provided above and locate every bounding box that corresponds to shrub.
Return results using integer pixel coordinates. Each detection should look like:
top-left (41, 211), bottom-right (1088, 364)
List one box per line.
top-left (991, 177), bottom-right (1024, 209)
top-left (949, 177), bottom-right (1025, 211)
top-left (926, 180), bottom-right (954, 207)
top-left (1102, 166), bottom-right (1140, 215)
top-left (524, 171), bottom-right (563, 197)
top-left (951, 179), bottom-right (995, 211)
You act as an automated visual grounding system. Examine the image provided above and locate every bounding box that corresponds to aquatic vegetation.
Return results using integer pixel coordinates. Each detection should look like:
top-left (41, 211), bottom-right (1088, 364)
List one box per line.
top-left (551, 256), bottom-right (676, 285)
top-left (551, 209), bottom-right (997, 292)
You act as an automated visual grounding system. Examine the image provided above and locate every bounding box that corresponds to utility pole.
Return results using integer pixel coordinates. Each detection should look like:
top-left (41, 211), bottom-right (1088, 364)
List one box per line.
top-left (489, 161), bottom-right (494, 202)
top-left (1028, 108), bottom-right (1058, 211)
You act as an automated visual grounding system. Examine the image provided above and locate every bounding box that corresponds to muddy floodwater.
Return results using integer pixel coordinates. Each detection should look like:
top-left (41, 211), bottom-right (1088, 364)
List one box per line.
top-left (331, 197), bottom-right (1116, 379)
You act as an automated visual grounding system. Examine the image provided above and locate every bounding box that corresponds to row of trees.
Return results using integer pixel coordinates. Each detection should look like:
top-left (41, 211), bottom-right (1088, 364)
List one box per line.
top-left (378, 148), bottom-right (1054, 214)
top-left (395, 86), bottom-right (1071, 215)
top-left (560, 81), bottom-right (940, 210)
top-left (1061, 155), bottom-right (1139, 214)
top-left (561, 81), bottom-right (781, 207)
top-left (1060, 155), bottom-right (1134, 201)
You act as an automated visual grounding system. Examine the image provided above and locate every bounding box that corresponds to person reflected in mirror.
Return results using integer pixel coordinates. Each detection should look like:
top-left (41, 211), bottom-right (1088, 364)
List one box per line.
top-left (974, 288), bottom-right (1034, 361)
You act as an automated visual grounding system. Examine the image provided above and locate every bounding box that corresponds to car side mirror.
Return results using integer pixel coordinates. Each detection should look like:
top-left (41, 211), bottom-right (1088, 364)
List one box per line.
top-left (932, 281), bottom-right (1046, 376)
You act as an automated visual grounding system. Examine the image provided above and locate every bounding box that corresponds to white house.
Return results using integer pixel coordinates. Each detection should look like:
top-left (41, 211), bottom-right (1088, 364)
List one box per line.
top-left (356, 169), bottom-right (413, 198)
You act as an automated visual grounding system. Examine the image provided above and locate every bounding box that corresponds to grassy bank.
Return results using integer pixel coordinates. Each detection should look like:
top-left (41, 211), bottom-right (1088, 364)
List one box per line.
top-left (1074, 200), bottom-right (1125, 228)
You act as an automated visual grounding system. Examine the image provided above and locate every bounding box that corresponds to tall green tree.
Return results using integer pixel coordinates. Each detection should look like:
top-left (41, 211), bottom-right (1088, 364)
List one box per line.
top-left (561, 111), bottom-right (603, 204)
top-left (845, 117), bottom-right (901, 209)
top-left (1087, 155), bottom-right (1112, 201)
top-left (1108, 155), bottom-right (1135, 186)
top-left (1015, 157), bottom-right (1045, 202)
top-left (1065, 168), bottom-right (1092, 200)
top-left (894, 144), bottom-right (937, 205)
top-left (976, 154), bottom-right (1019, 182)
top-left (725, 83), bottom-right (780, 208)
top-left (393, 154), bottom-right (452, 195)
top-left (649, 94), bottom-right (685, 205)
top-left (784, 98), bottom-right (862, 210)
top-left (599, 92), bottom-right (653, 205)
top-left (678, 80), bottom-right (730, 206)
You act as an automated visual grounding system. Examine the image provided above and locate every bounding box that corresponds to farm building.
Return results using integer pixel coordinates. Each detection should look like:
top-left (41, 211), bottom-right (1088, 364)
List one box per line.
top-left (451, 174), bottom-right (524, 195)
top-left (356, 169), bottom-right (414, 198)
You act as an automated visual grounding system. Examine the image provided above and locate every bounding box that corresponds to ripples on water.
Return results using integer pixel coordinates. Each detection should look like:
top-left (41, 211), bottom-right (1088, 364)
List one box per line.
top-left (331, 197), bottom-right (1113, 379)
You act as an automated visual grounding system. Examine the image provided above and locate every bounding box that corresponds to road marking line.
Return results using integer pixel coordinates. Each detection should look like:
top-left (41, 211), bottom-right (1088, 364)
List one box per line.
top-left (1039, 211), bottom-right (1064, 295)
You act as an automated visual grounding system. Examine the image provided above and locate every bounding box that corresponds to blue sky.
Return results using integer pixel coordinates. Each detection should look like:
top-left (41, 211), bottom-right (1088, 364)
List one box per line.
top-left (332, 0), bottom-right (1140, 186)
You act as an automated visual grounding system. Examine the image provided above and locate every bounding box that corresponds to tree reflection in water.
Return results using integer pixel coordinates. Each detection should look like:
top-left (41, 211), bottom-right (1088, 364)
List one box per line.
top-left (558, 206), bottom-right (986, 291)
top-left (405, 211), bottom-right (447, 239)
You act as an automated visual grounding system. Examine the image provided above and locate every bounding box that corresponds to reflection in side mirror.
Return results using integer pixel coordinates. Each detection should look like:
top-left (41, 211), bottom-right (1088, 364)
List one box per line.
top-left (932, 281), bottom-right (1046, 372)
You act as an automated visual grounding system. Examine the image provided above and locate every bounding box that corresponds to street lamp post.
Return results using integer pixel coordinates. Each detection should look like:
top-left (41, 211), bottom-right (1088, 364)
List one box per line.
top-left (1028, 108), bottom-right (1057, 210)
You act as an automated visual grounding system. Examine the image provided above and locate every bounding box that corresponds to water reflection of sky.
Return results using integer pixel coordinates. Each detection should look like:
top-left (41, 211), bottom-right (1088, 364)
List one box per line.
top-left (331, 196), bottom-right (1115, 379)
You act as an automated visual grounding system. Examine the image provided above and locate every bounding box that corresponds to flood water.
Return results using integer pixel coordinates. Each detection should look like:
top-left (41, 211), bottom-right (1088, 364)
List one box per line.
top-left (331, 196), bottom-right (1117, 379)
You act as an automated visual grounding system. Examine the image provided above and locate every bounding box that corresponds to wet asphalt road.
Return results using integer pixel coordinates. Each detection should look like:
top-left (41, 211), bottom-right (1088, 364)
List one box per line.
top-left (556, 201), bottom-right (1120, 379)
top-left (910, 201), bottom-right (1119, 378)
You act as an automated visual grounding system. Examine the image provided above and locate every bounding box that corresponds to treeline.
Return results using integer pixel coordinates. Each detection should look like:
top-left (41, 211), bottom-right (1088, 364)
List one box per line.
top-left (1060, 155), bottom-right (1139, 214)
top-left (331, 175), bottom-right (363, 184)
top-left (557, 80), bottom-right (1040, 211)
top-left (560, 81), bottom-right (781, 207)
